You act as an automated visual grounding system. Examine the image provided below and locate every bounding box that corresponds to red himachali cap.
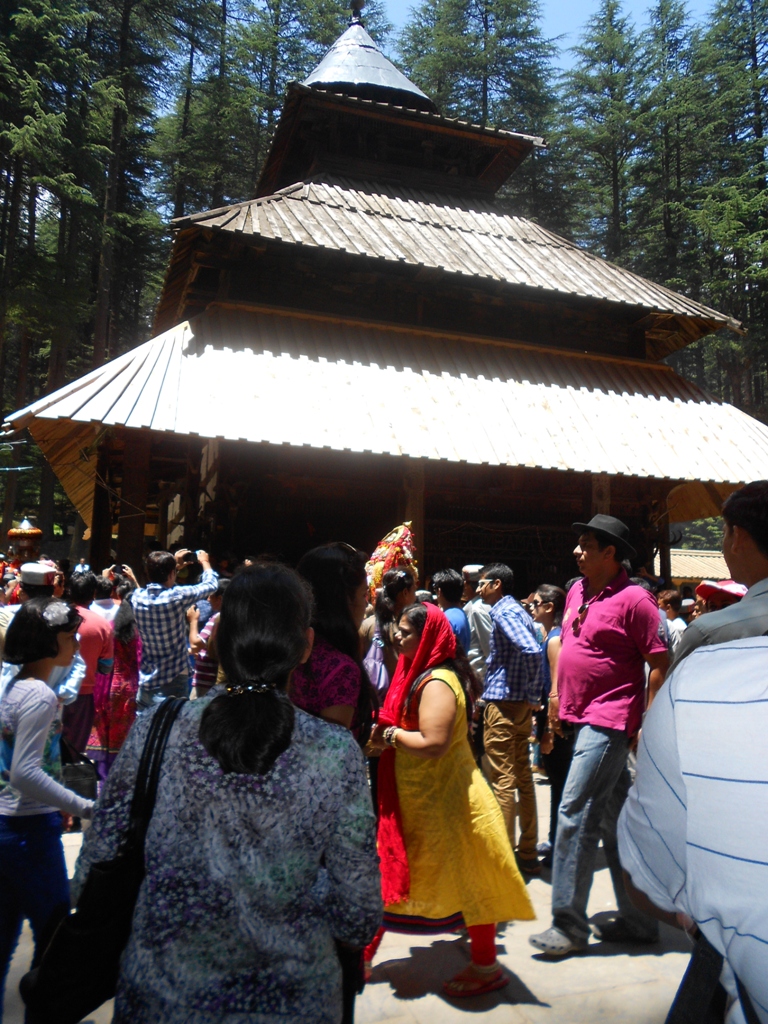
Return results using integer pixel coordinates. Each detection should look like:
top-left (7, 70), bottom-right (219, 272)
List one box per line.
top-left (695, 579), bottom-right (747, 601)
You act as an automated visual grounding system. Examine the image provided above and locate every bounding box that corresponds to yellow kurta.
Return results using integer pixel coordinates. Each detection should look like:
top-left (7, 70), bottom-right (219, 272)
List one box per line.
top-left (385, 669), bottom-right (535, 927)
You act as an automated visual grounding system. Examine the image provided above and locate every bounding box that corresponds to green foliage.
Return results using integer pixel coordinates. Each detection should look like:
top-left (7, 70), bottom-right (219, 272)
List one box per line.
top-left (673, 518), bottom-right (725, 550)
top-left (560, 0), bottom-right (640, 259)
top-left (397, 0), bottom-right (573, 232)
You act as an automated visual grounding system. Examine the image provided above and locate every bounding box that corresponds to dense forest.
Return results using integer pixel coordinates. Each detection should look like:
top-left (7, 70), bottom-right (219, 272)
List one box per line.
top-left (0, 0), bottom-right (766, 547)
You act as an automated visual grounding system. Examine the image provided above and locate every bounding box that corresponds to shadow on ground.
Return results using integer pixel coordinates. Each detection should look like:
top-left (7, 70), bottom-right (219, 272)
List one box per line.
top-left (529, 916), bottom-right (692, 964)
top-left (371, 936), bottom-right (549, 1012)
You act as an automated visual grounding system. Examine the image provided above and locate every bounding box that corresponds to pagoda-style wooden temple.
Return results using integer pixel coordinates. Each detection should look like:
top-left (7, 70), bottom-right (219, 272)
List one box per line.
top-left (6, 5), bottom-right (768, 592)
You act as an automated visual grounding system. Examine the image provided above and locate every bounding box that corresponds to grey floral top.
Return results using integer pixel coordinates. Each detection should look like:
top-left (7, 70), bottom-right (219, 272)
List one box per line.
top-left (73, 689), bottom-right (382, 1024)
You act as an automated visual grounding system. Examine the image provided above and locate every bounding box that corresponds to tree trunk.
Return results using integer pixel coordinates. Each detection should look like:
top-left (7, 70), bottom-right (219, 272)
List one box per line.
top-left (173, 42), bottom-right (195, 219)
top-left (92, 0), bottom-right (132, 368)
top-left (92, 102), bottom-right (124, 368)
top-left (1, 323), bottom-right (32, 535)
top-left (0, 155), bottom-right (25, 417)
top-left (38, 462), bottom-right (56, 543)
top-left (210, 0), bottom-right (228, 210)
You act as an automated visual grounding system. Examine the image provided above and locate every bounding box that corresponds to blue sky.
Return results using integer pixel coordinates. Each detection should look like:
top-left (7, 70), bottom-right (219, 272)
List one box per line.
top-left (381, 0), bottom-right (716, 68)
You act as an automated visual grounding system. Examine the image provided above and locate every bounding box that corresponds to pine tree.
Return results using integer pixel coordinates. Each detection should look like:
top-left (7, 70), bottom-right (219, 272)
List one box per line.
top-left (560, 0), bottom-right (640, 260)
top-left (667, 0), bottom-right (768, 419)
top-left (154, 0), bottom-right (390, 217)
top-left (629, 0), bottom-right (707, 289)
top-left (397, 0), bottom-right (570, 231)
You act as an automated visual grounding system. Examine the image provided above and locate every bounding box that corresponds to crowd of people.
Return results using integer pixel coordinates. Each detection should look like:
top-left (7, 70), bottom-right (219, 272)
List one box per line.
top-left (1, 483), bottom-right (767, 1023)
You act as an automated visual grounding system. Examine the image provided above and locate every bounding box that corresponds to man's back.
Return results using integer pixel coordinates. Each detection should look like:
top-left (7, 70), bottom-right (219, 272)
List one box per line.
top-left (75, 606), bottom-right (114, 694)
top-left (619, 636), bottom-right (768, 1017)
top-left (672, 577), bottom-right (768, 665)
top-left (131, 569), bottom-right (217, 690)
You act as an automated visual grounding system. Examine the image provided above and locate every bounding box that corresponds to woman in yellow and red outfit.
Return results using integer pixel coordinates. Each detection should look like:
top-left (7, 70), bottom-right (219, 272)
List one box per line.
top-left (367, 601), bottom-right (534, 997)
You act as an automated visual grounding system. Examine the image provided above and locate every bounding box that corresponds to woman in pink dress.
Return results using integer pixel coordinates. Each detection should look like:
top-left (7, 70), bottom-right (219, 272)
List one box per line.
top-left (86, 579), bottom-right (140, 786)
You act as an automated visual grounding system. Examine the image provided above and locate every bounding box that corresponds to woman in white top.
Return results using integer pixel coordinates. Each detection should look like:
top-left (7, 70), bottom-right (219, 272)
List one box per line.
top-left (0, 598), bottom-right (94, 1015)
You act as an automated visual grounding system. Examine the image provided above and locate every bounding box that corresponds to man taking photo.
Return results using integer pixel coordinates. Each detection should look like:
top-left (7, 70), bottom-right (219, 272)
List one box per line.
top-left (128, 548), bottom-right (218, 709)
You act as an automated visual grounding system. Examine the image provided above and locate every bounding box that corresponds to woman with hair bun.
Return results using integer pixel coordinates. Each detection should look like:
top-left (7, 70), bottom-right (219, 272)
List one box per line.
top-left (0, 598), bottom-right (90, 1016)
top-left (73, 564), bottom-right (382, 1024)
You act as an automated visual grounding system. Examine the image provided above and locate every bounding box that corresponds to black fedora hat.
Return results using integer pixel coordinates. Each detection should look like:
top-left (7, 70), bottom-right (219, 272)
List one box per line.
top-left (572, 515), bottom-right (637, 559)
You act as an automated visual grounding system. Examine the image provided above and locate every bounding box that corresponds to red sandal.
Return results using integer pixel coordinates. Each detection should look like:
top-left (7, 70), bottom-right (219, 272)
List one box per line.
top-left (443, 963), bottom-right (509, 998)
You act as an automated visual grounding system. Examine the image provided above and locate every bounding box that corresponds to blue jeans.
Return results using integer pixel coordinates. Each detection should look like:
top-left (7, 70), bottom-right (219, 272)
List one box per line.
top-left (0, 813), bottom-right (70, 1016)
top-left (136, 673), bottom-right (189, 712)
top-left (551, 724), bottom-right (657, 942)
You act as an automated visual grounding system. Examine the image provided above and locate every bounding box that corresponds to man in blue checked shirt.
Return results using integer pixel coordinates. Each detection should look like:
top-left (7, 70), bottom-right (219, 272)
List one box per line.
top-left (479, 563), bottom-right (543, 876)
top-left (127, 549), bottom-right (218, 709)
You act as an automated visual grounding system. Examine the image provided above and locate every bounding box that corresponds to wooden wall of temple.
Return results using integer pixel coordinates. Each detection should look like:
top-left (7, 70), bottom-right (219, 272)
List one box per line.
top-left (96, 429), bottom-right (674, 594)
top-left (163, 233), bottom-right (652, 361)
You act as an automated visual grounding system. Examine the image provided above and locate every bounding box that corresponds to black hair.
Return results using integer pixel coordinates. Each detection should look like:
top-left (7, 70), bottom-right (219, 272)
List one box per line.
top-left (112, 574), bottom-right (134, 600)
top-left (564, 576), bottom-right (581, 593)
top-left (214, 578), bottom-right (230, 598)
top-left (69, 571), bottom-right (97, 605)
top-left (480, 562), bottom-right (515, 596)
top-left (296, 542), bottom-right (376, 747)
top-left (535, 584), bottom-right (566, 626)
top-left (630, 576), bottom-right (654, 593)
top-left (5, 598), bottom-right (82, 665)
top-left (93, 575), bottom-right (113, 600)
top-left (113, 599), bottom-right (138, 646)
top-left (431, 568), bottom-right (463, 604)
top-left (145, 551), bottom-right (176, 585)
top-left (199, 564), bottom-right (312, 775)
top-left (399, 603), bottom-right (481, 729)
top-left (658, 589), bottom-right (682, 612)
top-left (19, 582), bottom-right (54, 600)
top-left (589, 530), bottom-right (632, 564)
top-left (723, 482), bottom-right (768, 559)
top-left (374, 567), bottom-right (416, 628)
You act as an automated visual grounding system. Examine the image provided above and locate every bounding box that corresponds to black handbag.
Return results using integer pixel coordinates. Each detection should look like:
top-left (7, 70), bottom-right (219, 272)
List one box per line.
top-left (20, 696), bottom-right (186, 1024)
top-left (60, 736), bottom-right (99, 802)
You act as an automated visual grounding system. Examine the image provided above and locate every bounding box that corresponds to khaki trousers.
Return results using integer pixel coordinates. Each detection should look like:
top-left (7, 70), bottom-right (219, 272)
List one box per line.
top-left (482, 700), bottom-right (538, 859)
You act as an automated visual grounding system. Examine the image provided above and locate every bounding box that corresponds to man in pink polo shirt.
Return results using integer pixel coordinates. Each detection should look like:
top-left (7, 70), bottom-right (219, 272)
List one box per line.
top-left (530, 515), bottom-right (668, 957)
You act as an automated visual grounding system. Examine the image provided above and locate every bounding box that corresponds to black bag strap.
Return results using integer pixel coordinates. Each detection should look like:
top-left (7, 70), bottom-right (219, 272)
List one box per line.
top-left (666, 930), bottom-right (761, 1024)
top-left (125, 697), bottom-right (185, 848)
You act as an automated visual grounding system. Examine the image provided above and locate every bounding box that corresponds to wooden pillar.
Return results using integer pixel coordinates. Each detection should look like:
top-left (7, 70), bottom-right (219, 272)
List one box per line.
top-left (658, 521), bottom-right (672, 586)
top-left (403, 460), bottom-right (425, 578)
top-left (89, 446), bottom-right (113, 571)
top-left (116, 430), bottom-right (151, 572)
top-left (591, 473), bottom-right (611, 516)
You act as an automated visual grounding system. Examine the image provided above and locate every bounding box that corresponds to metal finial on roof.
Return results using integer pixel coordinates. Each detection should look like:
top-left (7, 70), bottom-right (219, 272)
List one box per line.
top-left (302, 8), bottom-right (439, 113)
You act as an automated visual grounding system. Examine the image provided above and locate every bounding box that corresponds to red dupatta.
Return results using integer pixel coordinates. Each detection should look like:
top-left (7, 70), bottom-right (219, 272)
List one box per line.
top-left (376, 603), bottom-right (456, 905)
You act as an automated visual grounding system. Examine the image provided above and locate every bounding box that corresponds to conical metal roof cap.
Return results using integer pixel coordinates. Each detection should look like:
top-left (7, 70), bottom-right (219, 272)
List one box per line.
top-left (303, 20), bottom-right (438, 114)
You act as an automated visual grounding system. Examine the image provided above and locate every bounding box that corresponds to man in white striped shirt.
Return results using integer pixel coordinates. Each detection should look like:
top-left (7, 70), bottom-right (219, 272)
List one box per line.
top-left (618, 636), bottom-right (768, 1023)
